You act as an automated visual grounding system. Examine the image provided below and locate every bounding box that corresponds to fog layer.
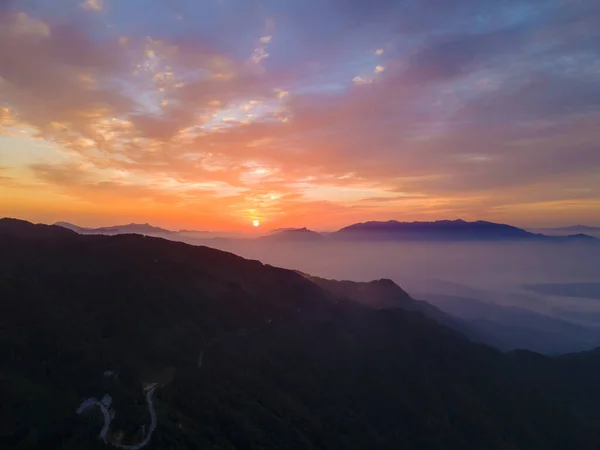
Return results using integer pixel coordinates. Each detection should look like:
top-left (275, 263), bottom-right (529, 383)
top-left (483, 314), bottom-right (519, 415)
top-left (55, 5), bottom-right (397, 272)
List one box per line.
top-left (174, 237), bottom-right (600, 353)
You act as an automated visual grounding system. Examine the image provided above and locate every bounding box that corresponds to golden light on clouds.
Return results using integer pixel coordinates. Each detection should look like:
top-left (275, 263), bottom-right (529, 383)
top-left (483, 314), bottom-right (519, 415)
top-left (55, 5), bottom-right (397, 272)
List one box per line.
top-left (10, 12), bottom-right (50, 38)
top-left (252, 47), bottom-right (269, 64)
top-left (352, 76), bottom-right (370, 85)
top-left (82, 0), bottom-right (103, 11)
top-left (276, 89), bottom-right (289, 99)
top-left (1, 3), bottom-right (599, 232)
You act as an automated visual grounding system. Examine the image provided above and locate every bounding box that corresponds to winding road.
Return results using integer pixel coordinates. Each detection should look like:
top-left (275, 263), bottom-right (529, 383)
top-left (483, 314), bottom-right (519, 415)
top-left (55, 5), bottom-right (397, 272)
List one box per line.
top-left (76, 384), bottom-right (160, 449)
top-left (77, 315), bottom-right (281, 447)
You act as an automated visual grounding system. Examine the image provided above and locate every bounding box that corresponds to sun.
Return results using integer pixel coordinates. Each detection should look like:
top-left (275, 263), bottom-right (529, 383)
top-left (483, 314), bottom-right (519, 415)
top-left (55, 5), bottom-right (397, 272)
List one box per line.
top-left (252, 219), bottom-right (260, 227)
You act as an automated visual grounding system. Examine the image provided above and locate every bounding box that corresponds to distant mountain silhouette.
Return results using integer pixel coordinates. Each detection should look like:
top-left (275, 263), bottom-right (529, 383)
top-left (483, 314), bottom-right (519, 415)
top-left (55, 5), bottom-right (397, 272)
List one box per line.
top-left (334, 219), bottom-right (598, 241)
top-left (55, 221), bottom-right (176, 235)
top-left (536, 225), bottom-right (600, 233)
top-left (260, 227), bottom-right (324, 241)
top-left (6, 218), bottom-right (600, 449)
top-left (560, 233), bottom-right (599, 241)
top-left (523, 283), bottom-right (600, 300)
top-left (53, 221), bottom-right (85, 232)
top-left (53, 219), bottom-right (599, 243)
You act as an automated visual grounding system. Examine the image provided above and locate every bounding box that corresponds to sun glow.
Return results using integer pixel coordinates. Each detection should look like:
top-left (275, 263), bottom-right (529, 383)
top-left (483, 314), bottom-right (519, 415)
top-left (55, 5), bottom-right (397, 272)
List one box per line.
top-left (253, 219), bottom-right (260, 227)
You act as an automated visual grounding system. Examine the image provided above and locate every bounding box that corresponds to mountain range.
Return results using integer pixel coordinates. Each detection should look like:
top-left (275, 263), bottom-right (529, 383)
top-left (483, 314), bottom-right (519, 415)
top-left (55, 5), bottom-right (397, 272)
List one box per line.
top-left (55, 221), bottom-right (177, 235)
top-left (260, 227), bottom-right (324, 241)
top-left (4, 217), bottom-right (600, 449)
top-left (530, 225), bottom-right (600, 238)
top-left (333, 219), bottom-right (596, 242)
top-left (55, 219), bottom-right (599, 242)
top-left (534, 225), bottom-right (600, 233)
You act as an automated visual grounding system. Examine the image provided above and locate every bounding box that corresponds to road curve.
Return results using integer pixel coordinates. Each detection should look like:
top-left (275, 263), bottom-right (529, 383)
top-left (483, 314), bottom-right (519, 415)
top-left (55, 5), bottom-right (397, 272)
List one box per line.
top-left (76, 384), bottom-right (160, 449)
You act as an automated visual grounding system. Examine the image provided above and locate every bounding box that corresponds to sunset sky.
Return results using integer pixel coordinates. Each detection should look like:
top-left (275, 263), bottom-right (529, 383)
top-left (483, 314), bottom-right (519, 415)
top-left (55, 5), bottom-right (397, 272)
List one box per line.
top-left (1, 0), bottom-right (599, 231)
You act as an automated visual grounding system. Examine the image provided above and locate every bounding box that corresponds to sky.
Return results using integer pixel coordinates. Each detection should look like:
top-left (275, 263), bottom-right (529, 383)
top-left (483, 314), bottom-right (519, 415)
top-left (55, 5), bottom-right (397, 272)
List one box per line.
top-left (0, 0), bottom-right (599, 231)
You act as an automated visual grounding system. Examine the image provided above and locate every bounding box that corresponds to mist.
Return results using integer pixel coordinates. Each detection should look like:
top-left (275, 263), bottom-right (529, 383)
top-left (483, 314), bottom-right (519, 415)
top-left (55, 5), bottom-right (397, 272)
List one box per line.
top-left (166, 236), bottom-right (600, 353)
top-left (172, 239), bottom-right (597, 309)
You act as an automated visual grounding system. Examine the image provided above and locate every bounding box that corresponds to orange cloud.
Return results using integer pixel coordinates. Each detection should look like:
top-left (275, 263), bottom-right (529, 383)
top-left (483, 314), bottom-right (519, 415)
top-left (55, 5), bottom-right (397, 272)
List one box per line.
top-left (1, 4), bottom-right (599, 230)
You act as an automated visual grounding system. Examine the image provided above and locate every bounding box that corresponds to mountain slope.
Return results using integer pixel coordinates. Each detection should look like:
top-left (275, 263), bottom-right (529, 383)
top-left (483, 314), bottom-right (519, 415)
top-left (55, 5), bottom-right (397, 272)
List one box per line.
top-left (418, 293), bottom-right (600, 354)
top-left (301, 274), bottom-right (469, 334)
top-left (4, 219), bottom-right (600, 449)
top-left (302, 275), bottom-right (596, 354)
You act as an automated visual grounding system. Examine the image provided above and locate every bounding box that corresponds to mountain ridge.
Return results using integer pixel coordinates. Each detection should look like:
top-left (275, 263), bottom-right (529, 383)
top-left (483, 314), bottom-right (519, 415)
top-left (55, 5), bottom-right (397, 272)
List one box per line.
top-left (54, 221), bottom-right (177, 235)
top-left (535, 225), bottom-right (600, 233)
top-left (260, 227), bottom-right (324, 241)
top-left (334, 219), bottom-right (598, 242)
top-left (53, 219), bottom-right (599, 242)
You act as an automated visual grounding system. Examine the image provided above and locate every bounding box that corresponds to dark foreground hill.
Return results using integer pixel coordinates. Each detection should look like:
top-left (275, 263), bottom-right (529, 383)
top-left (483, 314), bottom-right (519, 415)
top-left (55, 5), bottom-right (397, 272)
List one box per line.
top-left (3, 219), bottom-right (600, 449)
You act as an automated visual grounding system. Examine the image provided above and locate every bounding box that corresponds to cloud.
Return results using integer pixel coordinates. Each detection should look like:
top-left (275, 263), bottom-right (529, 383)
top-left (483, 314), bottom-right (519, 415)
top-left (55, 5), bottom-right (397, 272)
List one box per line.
top-left (401, 26), bottom-right (528, 84)
top-left (352, 76), bottom-right (370, 85)
top-left (82, 0), bottom-right (102, 11)
top-left (1, 0), bottom-right (599, 228)
top-left (28, 162), bottom-right (245, 206)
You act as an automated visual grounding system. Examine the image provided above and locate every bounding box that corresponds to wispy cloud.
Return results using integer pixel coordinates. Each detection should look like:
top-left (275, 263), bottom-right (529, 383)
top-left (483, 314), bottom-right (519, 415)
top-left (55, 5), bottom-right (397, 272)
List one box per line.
top-left (82, 0), bottom-right (102, 11)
